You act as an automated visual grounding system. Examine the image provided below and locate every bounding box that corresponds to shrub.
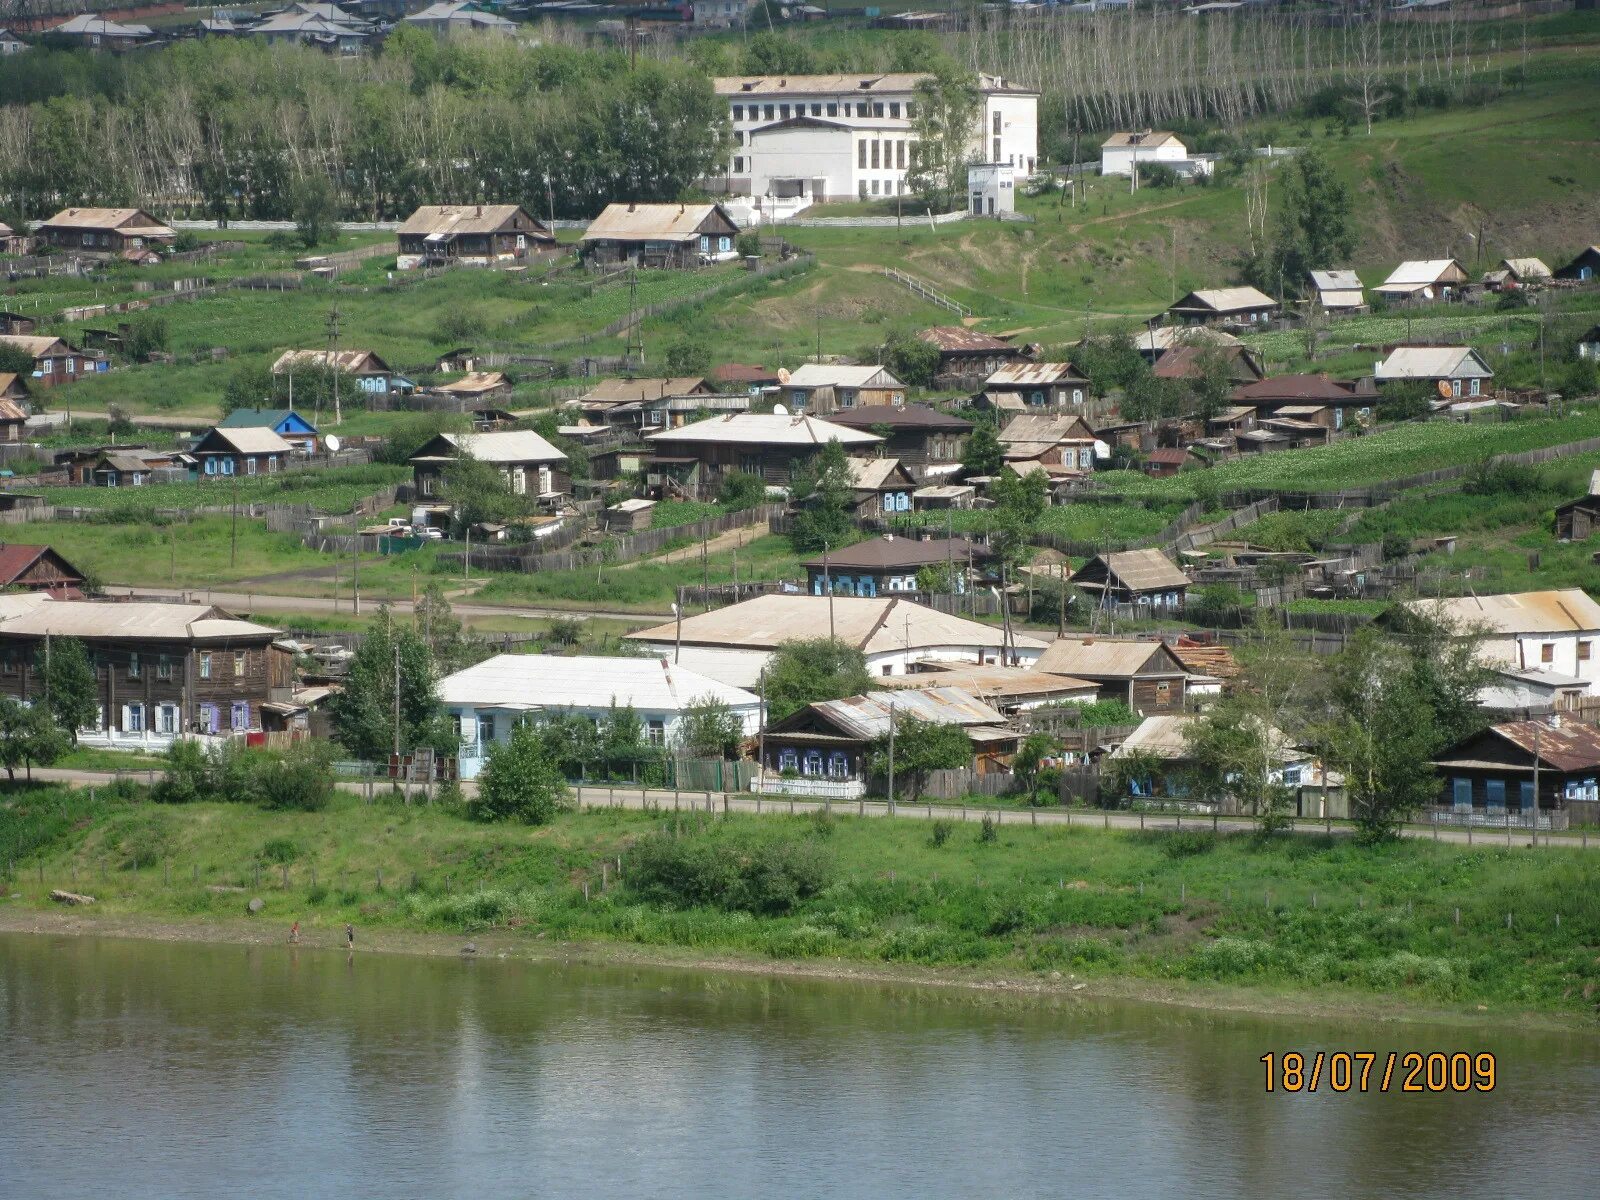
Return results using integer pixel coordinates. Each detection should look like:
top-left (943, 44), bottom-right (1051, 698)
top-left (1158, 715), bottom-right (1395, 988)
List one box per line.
top-left (152, 739), bottom-right (209, 804)
top-left (254, 742), bottom-right (337, 812)
top-left (977, 815), bottom-right (997, 844)
top-left (1162, 830), bottom-right (1218, 859)
top-left (929, 819), bottom-right (954, 848)
top-left (259, 836), bottom-right (301, 865)
top-left (106, 811), bottom-right (175, 871)
top-left (627, 826), bottom-right (833, 914)
top-left (470, 721), bottom-right (569, 824)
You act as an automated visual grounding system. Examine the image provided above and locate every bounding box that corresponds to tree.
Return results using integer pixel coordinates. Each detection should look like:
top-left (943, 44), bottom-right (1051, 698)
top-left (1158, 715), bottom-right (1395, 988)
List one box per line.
top-left (1013, 731), bottom-right (1057, 800)
top-left (961, 421), bottom-right (1004, 475)
top-left (123, 312), bottom-right (169, 362)
top-left (872, 713), bottom-right (971, 801)
top-left (915, 562), bottom-right (964, 594)
top-left (0, 697), bottom-right (68, 782)
top-left (35, 636), bottom-right (96, 744)
top-left (328, 611), bottom-right (452, 762)
top-left (663, 337), bottom-right (712, 377)
top-left (415, 585), bottom-right (485, 675)
top-left (1187, 346), bottom-right (1238, 423)
top-left (764, 638), bottom-right (873, 721)
top-left (787, 438), bottom-right (855, 554)
top-left (905, 65), bottom-right (981, 211)
top-left (1376, 379), bottom-right (1435, 422)
top-left (0, 342), bottom-right (35, 377)
top-left (675, 697), bottom-right (746, 759)
top-left (1122, 372), bottom-right (1182, 425)
top-left (1072, 333), bottom-right (1147, 399)
top-left (881, 330), bottom-right (941, 389)
top-left (291, 171), bottom-right (340, 249)
top-left (1256, 147), bottom-right (1355, 296)
top-left (717, 470), bottom-right (766, 511)
top-left (988, 466), bottom-right (1049, 570)
top-left (442, 450), bottom-right (529, 532)
top-left (1101, 748), bottom-right (1167, 807)
top-left (469, 720), bottom-right (569, 824)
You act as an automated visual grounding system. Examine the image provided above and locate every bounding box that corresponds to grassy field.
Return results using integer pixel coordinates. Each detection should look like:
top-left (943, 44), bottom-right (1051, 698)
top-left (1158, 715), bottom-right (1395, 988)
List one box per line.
top-left (4, 787), bottom-right (1597, 1016)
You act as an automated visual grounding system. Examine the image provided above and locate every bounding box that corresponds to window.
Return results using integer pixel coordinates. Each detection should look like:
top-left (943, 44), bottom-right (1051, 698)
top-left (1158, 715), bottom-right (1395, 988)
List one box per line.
top-left (811, 103), bottom-right (822, 116)
top-left (763, 104), bottom-right (775, 120)
top-left (1579, 641), bottom-right (1592, 662)
top-left (872, 102), bottom-right (884, 118)
top-left (732, 131), bottom-right (743, 146)
top-left (871, 140), bottom-right (880, 169)
top-left (1469, 377), bottom-right (1481, 397)
top-left (128, 652), bottom-right (140, 680)
top-left (1541, 643), bottom-right (1555, 664)
top-left (859, 182), bottom-right (868, 200)
top-left (881, 664), bottom-right (894, 676)
top-left (871, 181), bottom-right (880, 195)
top-left (231, 702), bottom-right (250, 731)
top-left (1485, 779), bottom-right (1506, 812)
top-left (157, 655), bottom-right (172, 681)
top-left (699, 234), bottom-right (710, 254)
top-left (905, 101), bottom-right (915, 119)
top-left (779, 104), bottom-right (790, 119)
top-left (718, 236), bottom-right (732, 253)
top-left (858, 140), bottom-right (867, 169)
top-left (477, 714), bottom-right (496, 745)
top-left (156, 704), bottom-right (179, 735)
top-left (198, 703), bottom-right (217, 734)
top-left (803, 750), bottom-right (823, 777)
top-left (647, 719), bottom-right (666, 747)
top-left (993, 137), bottom-right (1002, 161)
top-left (221, 458), bottom-right (235, 475)
top-left (204, 457), bottom-right (217, 476)
top-left (1520, 780), bottom-right (1535, 812)
top-left (889, 102), bottom-right (900, 119)
top-left (896, 141), bottom-right (906, 170)
top-left (0, 651), bottom-right (12, 675)
top-left (829, 752), bottom-right (849, 779)
top-left (1452, 777), bottom-right (1472, 812)
top-left (779, 748), bottom-right (799, 772)
top-left (733, 156), bottom-right (744, 173)
top-left (1156, 681), bottom-right (1171, 698)
top-left (857, 102), bottom-right (869, 117)
top-left (234, 651), bottom-right (247, 677)
top-left (993, 112), bottom-right (1002, 135)
top-left (125, 703), bottom-right (145, 733)
top-left (732, 104), bottom-right (743, 120)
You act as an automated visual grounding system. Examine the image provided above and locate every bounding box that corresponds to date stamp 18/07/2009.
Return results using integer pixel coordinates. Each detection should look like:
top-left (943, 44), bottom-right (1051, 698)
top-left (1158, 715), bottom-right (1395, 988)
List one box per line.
top-left (1262, 1052), bottom-right (1497, 1094)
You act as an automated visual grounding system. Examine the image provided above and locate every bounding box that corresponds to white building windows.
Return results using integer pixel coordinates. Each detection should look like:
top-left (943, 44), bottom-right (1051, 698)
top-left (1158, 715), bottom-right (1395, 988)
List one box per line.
top-left (732, 104), bottom-right (743, 120)
top-left (156, 704), bottom-right (179, 735)
top-left (124, 703), bottom-right (145, 733)
top-left (858, 140), bottom-right (867, 169)
top-left (647, 719), bottom-right (666, 746)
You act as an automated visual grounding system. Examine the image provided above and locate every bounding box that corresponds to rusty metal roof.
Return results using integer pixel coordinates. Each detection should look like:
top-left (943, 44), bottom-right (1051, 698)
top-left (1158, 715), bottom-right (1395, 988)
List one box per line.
top-left (1403, 590), bottom-right (1600, 635)
top-left (986, 361), bottom-right (1087, 387)
top-left (809, 686), bottom-right (1010, 739)
top-left (919, 326), bottom-right (1014, 353)
top-left (1484, 720), bottom-right (1600, 773)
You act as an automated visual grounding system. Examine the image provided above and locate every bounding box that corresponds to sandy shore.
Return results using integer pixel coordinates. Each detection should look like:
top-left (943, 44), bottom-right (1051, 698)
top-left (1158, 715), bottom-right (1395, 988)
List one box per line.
top-left (2, 904), bottom-right (1591, 1032)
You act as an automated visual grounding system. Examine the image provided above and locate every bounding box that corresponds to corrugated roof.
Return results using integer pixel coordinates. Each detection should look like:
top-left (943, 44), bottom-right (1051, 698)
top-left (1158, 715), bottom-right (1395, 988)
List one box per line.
top-left (398, 205), bottom-right (541, 238)
top-left (1377, 259), bottom-right (1465, 289)
top-left (645, 413), bottom-right (879, 447)
top-left (582, 203), bottom-right (733, 241)
top-left (0, 397), bottom-right (26, 422)
top-left (435, 372), bottom-right (508, 396)
top-left (271, 349), bottom-right (389, 375)
top-left (1035, 637), bottom-right (1184, 679)
top-left (626, 594), bottom-right (1044, 654)
top-left (0, 335), bottom-right (67, 356)
top-left (1111, 714), bottom-right (1304, 762)
top-left (1170, 287), bottom-right (1277, 314)
top-left (437, 430), bottom-right (565, 464)
top-left (1153, 344), bottom-right (1261, 380)
top-left (918, 326), bottom-right (1014, 353)
top-left (808, 687), bottom-right (1009, 739)
top-left (1482, 720), bottom-right (1600, 773)
top-left (39, 206), bottom-right (170, 232)
top-left (0, 596), bottom-right (277, 641)
top-left (438, 653), bottom-right (759, 712)
top-left (1310, 269), bottom-right (1362, 292)
top-left (218, 408), bottom-right (308, 431)
top-left (1132, 326), bottom-right (1240, 353)
top-left (1102, 130), bottom-right (1182, 149)
top-left (1088, 548), bottom-right (1189, 592)
top-left (846, 457), bottom-right (909, 490)
top-left (715, 72), bottom-right (933, 96)
top-left (1374, 347), bottom-right (1492, 380)
top-left (883, 665), bottom-right (1099, 701)
top-left (1234, 374), bottom-right (1357, 403)
top-left (985, 361), bottom-right (1087, 387)
top-left (999, 413), bottom-right (1096, 445)
top-left (786, 363), bottom-right (903, 389)
top-left (1498, 257), bottom-right (1551, 280)
top-left (582, 377), bottom-right (709, 403)
top-left (829, 404), bottom-right (971, 432)
top-left (198, 427), bottom-right (294, 455)
top-left (801, 535), bottom-right (982, 572)
top-left (1402, 589), bottom-right (1600, 635)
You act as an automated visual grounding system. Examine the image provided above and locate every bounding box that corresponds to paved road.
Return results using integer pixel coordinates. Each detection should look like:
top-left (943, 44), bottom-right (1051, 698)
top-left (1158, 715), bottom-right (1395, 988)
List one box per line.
top-left (103, 586), bottom-right (666, 626)
top-left (31, 769), bottom-right (1595, 852)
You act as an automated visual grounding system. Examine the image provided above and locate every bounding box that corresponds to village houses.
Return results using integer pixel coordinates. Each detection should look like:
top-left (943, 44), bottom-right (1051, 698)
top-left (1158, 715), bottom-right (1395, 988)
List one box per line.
top-left (190, 427), bottom-right (295, 478)
top-left (845, 458), bottom-right (918, 518)
top-left (1374, 346), bottom-right (1495, 399)
top-left (980, 362), bottom-right (1091, 411)
top-left (827, 404), bottom-right (972, 473)
top-left (1308, 269), bottom-right (1367, 314)
top-left (917, 327), bottom-right (1029, 381)
top-left (1164, 287), bottom-right (1278, 328)
top-left (0, 334), bottom-right (107, 388)
top-left (35, 207), bottom-right (174, 256)
top-left (803, 535), bottom-right (988, 597)
top-left (1032, 637), bottom-right (1191, 715)
top-left (271, 349), bottom-right (410, 397)
top-left (396, 204), bottom-right (553, 269)
top-left (644, 413), bottom-right (879, 495)
top-left (1401, 590), bottom-right (1600, 697)
top-left (783, 364), bottom-right (905, 414)
top-left (408, 429), bottom-right (569, 502)
top-left (580, 203), bottom-right (741, 268)
top-left (1374, 259), bottom-right (1470, 302)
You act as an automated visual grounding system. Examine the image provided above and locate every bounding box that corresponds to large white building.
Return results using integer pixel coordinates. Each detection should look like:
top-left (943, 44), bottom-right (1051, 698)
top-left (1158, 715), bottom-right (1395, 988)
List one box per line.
top-left (1401, 590), bottom-right (1600, 698)
top-left (715, 72), bottom-right (1038, 205)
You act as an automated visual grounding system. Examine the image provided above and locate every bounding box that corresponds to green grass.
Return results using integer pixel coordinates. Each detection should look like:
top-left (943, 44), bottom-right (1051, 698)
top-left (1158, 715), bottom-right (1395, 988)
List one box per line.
top-left (6, 787), bottom-right (1598, 1014)
top-left (891, 501), bottom-right (1185, 544)
top-left (1228, 509), bottom-right (1356, 552)
top-left (29, 464), bottom-right (407, 517)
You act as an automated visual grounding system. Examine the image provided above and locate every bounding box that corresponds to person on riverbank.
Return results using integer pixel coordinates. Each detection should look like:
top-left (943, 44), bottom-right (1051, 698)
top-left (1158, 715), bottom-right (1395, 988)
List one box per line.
top-left (345, 923), bottom-right (355, 950)
top-left (289, 921), bottom-right (301, 945)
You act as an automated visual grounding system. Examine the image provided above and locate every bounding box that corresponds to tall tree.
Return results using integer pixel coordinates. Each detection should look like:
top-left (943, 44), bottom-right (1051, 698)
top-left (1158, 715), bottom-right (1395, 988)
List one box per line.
top-left (442, 451), bottom-right (528, 533)
top-left (788, 439), bottom-right (856, 554)
top-left (35, 637), bottom-right (97, 744)
top-left (328, 610), bottom-right (452, 762)
top-left (764, 638), bottom-right (872, 722)
top-left (961, 421), bottom-right (1004, 476)
top-left (881, 331), bottom-right (941, 389)
top-left (0, 697), bottom-right (69, 782)
top-left (1257, 147), bottom-right (1356, 296)
top-left (905, 65), bottom-right (981, 212)
top-left (872, 713), bottom-right (971, 802)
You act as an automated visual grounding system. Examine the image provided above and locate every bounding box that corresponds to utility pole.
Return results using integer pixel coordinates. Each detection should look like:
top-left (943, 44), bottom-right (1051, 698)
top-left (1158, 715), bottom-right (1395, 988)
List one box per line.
top-left (326, 305), bottom-right (343, 426)
top-left (673, 601), bottom-right (683, 664)
top-left (230, 472), bottom-right (239, 568)
top-left (351, 526), bottom-right (360, 616)
top-left (392, 638), bottom-right (402, 762)
top-left (1531, 722), bottom-right (1541, 848)
top-left (886, 690), bottom-right (896, 815)
top-left (701, 519), bottom-right (710, 611)
top-left (824, 540), bottom-right (835, 641)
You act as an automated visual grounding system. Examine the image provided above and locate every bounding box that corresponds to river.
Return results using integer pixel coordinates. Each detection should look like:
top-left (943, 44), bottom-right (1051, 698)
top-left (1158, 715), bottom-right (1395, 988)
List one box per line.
top-left (1, 933), bottom-right (1597, 1199)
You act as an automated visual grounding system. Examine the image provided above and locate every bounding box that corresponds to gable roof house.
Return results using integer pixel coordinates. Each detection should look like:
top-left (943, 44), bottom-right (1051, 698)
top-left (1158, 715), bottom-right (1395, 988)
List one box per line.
top-left (408, 430), bottom-right (569, 502)
top-left (1555, 470), bottom-right (1600, 542)
top-left (625, 594), bottom-right (1047, 688)
top-left (0, 544), bottom-right (86, 597)
top-left (89, 450), bottom-right (182, 488)
top-left (1132, 325), bottom-right (1241, 363)
top-left (1100, 130), bottom-right (1193, 178)
top-left (1108, 714), bottom-right (1317, 805)
top-left (918, 326), bottom-right (1028, 381)
top-left (1071, 548), bottom-right (1190, 613)
top-left (248, 10), bottom-right (371, 53)
top-left (761, 686), bottom-right (1019, 791)
top-left (435, 373), bottom-right (513, 407)
top-left (0, 396), bottom-right (27, 442)
top-left (998, 413), bottom-right (1100, 475)
top-left (1232, 374), bottom-right (1370, 432)
top-left (1482, 257), bottom-right (1553, 292)
top-left (396, 204), bottom-right (553, 270)
top-left (402, 2), bottom-right (519, 36)
top-left (827, 404), bottom-right (973, 473)
top-left (1432, 718), bottom-right (1600, 826)
top-left (270, 349), bottom-right (410, 397)
top-left (1577, 324), bottom-right (1600, 362)
top-left (1374, 346), bottom-right (1494, 398)
top-left (803, 535), bottom-right (989, 597)
top-left (217, 408), bottom-right (319, 454)
top-left (0, 311), bottom-right (37, 336)
top-left (43, 15), bottom-right (154, 50)
top-left (980, 362), bottom-right (1090, 412)
top-left (1554, 246), bottom-right (1600, 283)
top-left (1309, 269), bottom-right (1366, 314)
top-left (580, 203), bottom-right (741, 268)
top-left (1033, 636), bottom-right (1191, 714)
top-left (644, 413), bottom-right (879, 494)
top-left (1151, 343), bottom-right (1265, 385)
top-left (1399, 590), bottom-right (1600, 697)
top-left (885, 663), bottom-right (1101, 714)
top-left (1164, 287), bottom-right (1278, 328)
top-left (439, 653), bottom-right (761, 779)
top-left (844, 457), bottom-right (918, 519)
top-left (0, 29), bottom-right (27, 56)
top-left (1373, 258), bottom-right (1470, 301)
top-left (0, 222), bottom-right (24, 255)
top-left (783, 363), bottom-right (905, 415)
top-left (190, 427), bottom-right (295, 479)
top-left (35, 208), bottom-right (174, 255)
top-left (0, 334), bottom-right (106, 388)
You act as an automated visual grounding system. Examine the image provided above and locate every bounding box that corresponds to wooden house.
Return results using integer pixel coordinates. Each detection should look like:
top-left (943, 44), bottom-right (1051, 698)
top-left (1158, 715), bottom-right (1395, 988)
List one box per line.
top-left (190, 428), bottom-right (295, 478)
top-left (580, 203), bottom-right (741, 268)
top-left (89, 451), bottom-right (172, 488)
top-left (1481, 257), bottom-right (1552, 292)
top-left (1578, 325), bottom-right (1600, 362)
top-left (1153, 343), bottom-right (1265, 386)
top-left (408, 429), bottom-right (569, 502)
top-left (0, 544), bottom-right (86, 596)
top-left (604, 498), bottom-right (657, 532)
top-left (435, 372), bottom-right (513, 405)
top-left (828, 404), bottom-right (972, 470)
top-left (1232, 374), bottom-right (1370, 432)
top-left (0, 396), bottom-right (26, 441)
top-left (0, 223), bottom-right (22, 255)
top-left (0, 312), bottom-right (37, 336)
top-left (1142, 447), bottom-right (1195, 477)
top-left (1373, 259), bottom-right (1470, 302)
top-left (270, 349), bottom-right (411, 397)
top-left (644, 413), bottom-right (879, 495)
top-left (0, 334), bottom-right (106, 388)
top-left (1164, 287), bottom-right (1278, 327)
top-left (998, 413), bottom-right (1099, 474)
top-left (917, 326), bottom-right (1028, 380)
top-left (1432, 719), bottom-right (1600, 826)
top-left (980, 362), bottom-right (1090, 411)
top-left (783, 364), bottom-right (905, 414)
top-left (1308, 269), bottom-right (1366, 314)
top-left (804, 535), bottom-right (987, 597)
top-left (1374, 347), bottom-right (1494, 398)
top-left (846, 458), bottom-right (918, 518)
top-left (1033, 636), bottom-right (1190, 714)
top-left (35, 207), bottom-right (174, 255)
top-left (1555, 470), bottom-right (1600, 541)
top-left (572, 376), bottom-right (728, 432)
top-left (1108, 714), bottom-right (1321, 807)
top-left (217, 408), bottom-right (319, 455)
top-left (1070, 548), bottom-right (1189, 612)
top-left (43, 15), bottom-right (156, 50)
top-left (396, 204), bottom-right (553, 270)
top-left (1554, 246), bottom-right (1600, 283)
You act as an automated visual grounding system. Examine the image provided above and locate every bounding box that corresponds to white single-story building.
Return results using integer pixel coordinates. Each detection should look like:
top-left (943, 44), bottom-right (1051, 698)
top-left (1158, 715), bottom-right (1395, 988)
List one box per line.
top-left (440, 654), bottom-right (761, 779)
top-left (968, 162), bottom-right (1016, 216)
top-left (1400, 590), bottom-right (1600, 697)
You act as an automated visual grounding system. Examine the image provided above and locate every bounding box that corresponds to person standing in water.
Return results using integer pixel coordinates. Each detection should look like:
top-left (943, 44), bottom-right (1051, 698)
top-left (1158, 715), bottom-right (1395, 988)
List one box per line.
top-left (289, 921), bottom-right (301, 945)
top-left (345, 923), bottom-right (355, 950)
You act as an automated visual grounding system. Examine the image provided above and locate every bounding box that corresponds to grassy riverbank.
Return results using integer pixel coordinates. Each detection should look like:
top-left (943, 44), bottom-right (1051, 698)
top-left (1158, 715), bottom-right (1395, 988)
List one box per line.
top-left (3, 786), bottom-right (1597, 1019)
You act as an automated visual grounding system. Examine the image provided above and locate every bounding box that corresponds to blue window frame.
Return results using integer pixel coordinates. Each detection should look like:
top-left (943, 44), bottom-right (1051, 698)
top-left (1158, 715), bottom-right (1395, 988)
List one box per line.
top-left (1485, 779), bottom-right (1506, 812)
top-left (1519, 780), bottom-right (1535, 812)
top-left (1452, 777), bottom-right (1472, 811)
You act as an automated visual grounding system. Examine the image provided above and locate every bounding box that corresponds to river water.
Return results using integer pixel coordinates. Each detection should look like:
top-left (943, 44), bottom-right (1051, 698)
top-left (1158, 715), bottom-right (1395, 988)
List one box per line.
top-left (2, 932), bottom-right (1597, 1199)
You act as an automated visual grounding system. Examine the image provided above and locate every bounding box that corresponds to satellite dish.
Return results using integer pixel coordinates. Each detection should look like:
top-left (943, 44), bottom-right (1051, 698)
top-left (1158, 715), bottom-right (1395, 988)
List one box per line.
top-left (771, 403), bottom-right (789, 416)
top-left (777, 367), bottom-right (791, 385)
top-left (324, 434), bottom-right (341, 452)
top-left (1435, 380), bottom-right (1453, 400)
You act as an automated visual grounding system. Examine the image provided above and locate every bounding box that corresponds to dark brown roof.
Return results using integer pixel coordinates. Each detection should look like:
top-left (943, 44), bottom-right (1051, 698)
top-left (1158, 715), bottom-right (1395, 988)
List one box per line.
top-left (0, 544), bottom-right (83, 588)
top-left (828, 404), bottom-right (973, 432)
top-left (1153, 344), bottom-right (1262, 381)
top-left (801, 535), bottom-right (986, 572)
top-left (1487, 720), bottom-right (1600, 773)
top-left (711, 363), bottom-right (780, 384)
top-left (1145, 448), bottom-right (1191, 465)
top-left (1233, 374), bottom-right (1359, 403)
top-left (918, 326), bottom-right (1014, 353)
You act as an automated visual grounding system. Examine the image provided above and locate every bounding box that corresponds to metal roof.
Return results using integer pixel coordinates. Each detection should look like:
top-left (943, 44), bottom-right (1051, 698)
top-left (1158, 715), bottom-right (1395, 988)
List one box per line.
top-left (436, 430), bottom-right (566, 464)
top-left (1101, 130), bottom-right (1183, 149)
top-left (582, 377), bottom-right (709, 403)
top-left (829, 404), bottom-right (972, 432)
top-left (1170, 287), bottom-right (1277, 314)
top-left (1374, 347), bottom-right (1493, 380)
top-left (197, 427), bottom-right (294, 455)
top-left (271, 349), bottom-right (390, 375)
top-left (918, 326), bottom-right (1014, 353)
top-left (985, 361), bottom-right (1087, 387)
top-left (0, 335), bottom-right (68, 356)
top-left (1402, 589), bottom-right (1600, 635)
top-left (801, 535), bottom-right (982, 572)
top-left (1084, 548), bottom-right (1190, 592)
top-left (786, 363), bottom-right (904, 389)
top-left (435, 372), bottom-right (508, 396)
top-left (999, 413), bottom-right (1096, 445)
top-left (0, 595), bottom-right (277, 642)
top-left (1477, 720), bottom-right (1600, 774)
top-left (398, 205), bottom-right (544, 238)
top-left (645, 413), bottom-right (880, 447)
top-left (582, 203), bottom-right (735, 242)
top-left (438, 653), bottom-right (759, 713)
top-left (846, 457), bottom-right (911, 490)
top-left (808, 687), bottom-right (1009, 739)
top-left (1234, 374), bottom-right (1358, 403)
top-left (1132, 326), bottom-right (1240, 353)
top-left (39, 206), bottom-right (170, 233)
top-left (626, 594), bottom-right (1044, 654)
top-left (1309, 269), bottom-right (1362, 292)
top-left (1111, 714), bottom-right (1305, 762)
top-left (883, 665), bottom-right (1099, 701)
top-left (1497, 257), bottom-right (1551, 280)
top-left (716, 72), bottom-right (932, 96)
top-left (1376, 259), bottom-right (1466, 289)
top-left (1034, 637), bottom-right (1185, 679)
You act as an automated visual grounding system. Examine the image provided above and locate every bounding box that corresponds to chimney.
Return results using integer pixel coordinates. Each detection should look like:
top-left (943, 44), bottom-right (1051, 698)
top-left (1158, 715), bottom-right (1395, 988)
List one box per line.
top-left (1082, 637), bottom-right (1094, 646)
top-left (475, 204), bottom-right (482, 217)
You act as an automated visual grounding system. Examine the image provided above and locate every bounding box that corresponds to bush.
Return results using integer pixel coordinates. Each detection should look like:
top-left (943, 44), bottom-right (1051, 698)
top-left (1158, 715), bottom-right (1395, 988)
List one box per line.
top-left (929, 819), bottom-right (954, 848)
top-left (259, 836), bottom-right (301, 865)
top-left (469, 721), bottom-right (569, 824)
top-left (152, 739), bottom-right (209, 804)
top-left (254, 742), bottom-right (336, 812)
top-left (1138, 162), bottom-right (1182, 189)
top-left (627, 825), bottom-right (833, 914)
top-left (977, 815), bottom-right (997, 844)
top-left (717, 470), bottom-right (766, 511)
top-left (153, 739), bottom-right (334, 811)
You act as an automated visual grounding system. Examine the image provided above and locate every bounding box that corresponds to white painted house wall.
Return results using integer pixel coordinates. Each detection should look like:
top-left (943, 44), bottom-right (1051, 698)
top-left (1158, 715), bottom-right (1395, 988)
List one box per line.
top-left (637, 641), bottom-right (1045, 690)
top-left (1483, 632), bottom-right (1600, 695)
top-left (1101, 138), bottom-right (1188, 177)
